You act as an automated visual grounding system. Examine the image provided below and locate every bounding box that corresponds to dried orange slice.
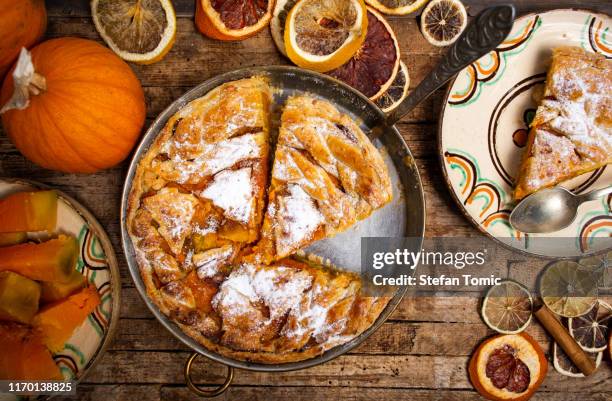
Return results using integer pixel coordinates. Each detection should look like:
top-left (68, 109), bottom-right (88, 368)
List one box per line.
top-left (270, 0), bottom-right (299, 56)
top-left (91, 0), bottom-right (176, 64)
top-left (469, 333), bottom-right (547, 401)
top-left (375, 61), bottom-right (409, 112)
top-left (285, 0), bottom-right (368, 73)
top-left (481, 280), bottom-right (533, 335)
top-left (195, 0), bottom-right (274, 41)
top-left (328, 7), bottom-right (400, 100)
top-left (420, 0), bottom-right (467, 47)
top-left (365, 0), bottom-right (428, 15)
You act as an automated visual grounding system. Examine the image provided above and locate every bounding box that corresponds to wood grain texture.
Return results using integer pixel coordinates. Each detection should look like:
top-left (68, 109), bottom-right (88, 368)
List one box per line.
top-left (2, 0), bottom-right (611, 400)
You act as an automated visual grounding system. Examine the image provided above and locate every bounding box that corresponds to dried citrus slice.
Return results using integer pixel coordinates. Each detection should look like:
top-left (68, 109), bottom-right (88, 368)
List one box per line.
top-left (569, 300), bottom-right (612, 352)
top-left (195, 0), bottom-right (274, 41)
top-left (420, 0), bottom-right (467, 47)
top-left (270, 0), bottom-right (299, 56)
top-left (481, 280), bottom-right (533, 334)
top-left (328, 7), bottom-right (400, 100)
top-left (539, 260), bottom-right (598, 318)
top-left (553, 341), bottom-right (602, 378)
top-left (285, 0), bottom-right (368, 73)
top-left (91, 0), bottom-right (176, 64)
top-left (365, 0), bottom-right (428, 15)
top-left (375, 61), bottom-right (409, 112)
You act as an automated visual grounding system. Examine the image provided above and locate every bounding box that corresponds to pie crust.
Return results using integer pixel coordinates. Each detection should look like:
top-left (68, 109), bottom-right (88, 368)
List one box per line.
top-left (514, 46), bottom-right (612, 200)
top-left (127, 77), bottom-right (392, 363)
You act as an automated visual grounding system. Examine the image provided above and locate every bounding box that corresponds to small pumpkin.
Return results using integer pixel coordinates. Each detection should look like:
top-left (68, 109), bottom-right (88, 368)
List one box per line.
top-left (0, 0), bottom-right (47, 80)
top-left (0, 37), bottom-right (146, 173)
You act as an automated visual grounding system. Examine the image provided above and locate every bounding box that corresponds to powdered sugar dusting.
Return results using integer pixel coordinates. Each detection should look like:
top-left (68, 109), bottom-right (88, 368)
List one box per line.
top-left (200, 167), bottom-right (255, 224)
top-left (194, 245), bottom-right (235, 279)
top-left (275, 184), bottom-right (324, 255)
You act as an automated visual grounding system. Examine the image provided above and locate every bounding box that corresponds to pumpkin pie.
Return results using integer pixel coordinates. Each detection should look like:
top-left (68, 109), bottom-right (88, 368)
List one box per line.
top-left (514, 46), bottom-right (612, 200)
top-left (127, 78), bottom-right (392, 363)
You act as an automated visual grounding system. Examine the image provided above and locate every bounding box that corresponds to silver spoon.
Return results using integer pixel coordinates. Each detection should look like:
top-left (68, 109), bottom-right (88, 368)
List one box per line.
top-left (510, 185), bottom-right (612, 233)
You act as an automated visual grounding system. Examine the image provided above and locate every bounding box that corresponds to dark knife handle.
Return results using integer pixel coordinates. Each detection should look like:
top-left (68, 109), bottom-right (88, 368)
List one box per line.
top-left (385, 4), bottom-right (516, 125)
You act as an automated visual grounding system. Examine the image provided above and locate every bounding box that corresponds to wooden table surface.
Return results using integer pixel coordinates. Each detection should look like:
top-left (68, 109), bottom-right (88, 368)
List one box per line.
top-left (1, 0), bottom-right (611, 400)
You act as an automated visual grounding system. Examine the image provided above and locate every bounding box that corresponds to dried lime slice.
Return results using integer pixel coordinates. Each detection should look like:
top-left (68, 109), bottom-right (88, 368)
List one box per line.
top-left (481, 280), bottom-right (533, 334)
top-left (539, 260), bottom-right (598, 318)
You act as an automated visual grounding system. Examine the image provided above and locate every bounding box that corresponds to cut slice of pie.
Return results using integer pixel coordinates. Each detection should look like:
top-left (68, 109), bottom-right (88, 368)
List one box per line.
top-left (157, 255), bottom-right (390, 363)
top-left (128, 77), bottom-right (272, 292)
top-left (514, 46), bottom-right (612, 200)
top-left (256, 95), bottom-right (393, 262)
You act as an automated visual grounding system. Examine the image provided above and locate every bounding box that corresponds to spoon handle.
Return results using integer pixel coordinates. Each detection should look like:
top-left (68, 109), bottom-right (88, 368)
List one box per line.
top-left (385, 4), bottom-right (516, 125)
top-left (578, 185), bottom-right (612, 202)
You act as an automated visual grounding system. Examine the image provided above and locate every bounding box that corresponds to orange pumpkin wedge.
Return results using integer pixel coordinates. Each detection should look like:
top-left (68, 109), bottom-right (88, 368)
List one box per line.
top-left (0, 235), bottom-right (78, 283)
top-left (0, 232), bottom-right (27, 246)
top-left (40, 268), bottom-right (87, 303)
top-left (0, 271), bottom-right (41, 324)
top-left (0, 322), bottom-right (62, 380)
top-left (0, 190), bottom-right (57, 233)
top-left (33, 285), bottom-right (101, 352)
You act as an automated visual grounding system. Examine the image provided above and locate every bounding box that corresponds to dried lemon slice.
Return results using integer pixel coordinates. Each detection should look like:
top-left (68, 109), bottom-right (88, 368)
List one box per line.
top-left (285, 0), bottom-right (368, 72)
top-left (376, 61), bottom-right (410, 112)
top-left (539, 260), bottom-right (598, 318)
top-left (420, 0), bottom-right (467, 47)
top-left (365, 0), bottom-right (429, 15)
top-left (91, 0), bottom-right (176, 64)
top-left (481, 280), bottom-right (533, 334)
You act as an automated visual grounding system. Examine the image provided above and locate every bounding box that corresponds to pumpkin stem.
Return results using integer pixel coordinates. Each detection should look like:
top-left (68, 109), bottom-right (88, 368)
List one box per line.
top-left (0, 48), bottom-right (46, 114)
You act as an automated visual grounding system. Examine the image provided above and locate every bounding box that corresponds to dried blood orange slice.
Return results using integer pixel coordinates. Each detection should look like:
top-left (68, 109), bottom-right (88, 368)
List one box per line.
top-left (375, 60), bottom-right (409, 112)
top-left (469, 333), bottom-right (547, 401)
top-left (91, 0), bottom-right (176, 64)
top-left (481, 280), bottom-right (533, 335)
top-left (365, 0), bottom-right (428, 15)
top-left (420, 0), bottom-right (467, 47)
top-left (568, 300), bottom-right (612, 352)
top-left (328, 7), bottom-right (400, 100)
top-left (195, 0), bottom-right (274, 41)
top-left (285, 0), bottom-right (368, 72)
top-left (270, 0), bottom-right (299, 56)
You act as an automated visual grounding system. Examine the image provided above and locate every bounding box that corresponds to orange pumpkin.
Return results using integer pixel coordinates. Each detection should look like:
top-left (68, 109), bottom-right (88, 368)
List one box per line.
top-left (0, 0), bottom-right (47, 80)
top-left (0, 37), bottom-right (146, 173)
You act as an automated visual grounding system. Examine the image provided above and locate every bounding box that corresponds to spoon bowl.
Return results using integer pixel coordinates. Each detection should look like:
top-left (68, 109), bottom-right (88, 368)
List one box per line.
top-left (510, 185), bottom-right (612, 234)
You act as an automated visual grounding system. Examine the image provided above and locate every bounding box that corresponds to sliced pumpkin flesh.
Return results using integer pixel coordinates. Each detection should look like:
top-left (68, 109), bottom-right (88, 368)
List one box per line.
top-left (0, 272), bottom-right (41, 324)
top-left (0, 235), bottom-right (78, 283)
top-left (0, 190), bottom-right (57, 233)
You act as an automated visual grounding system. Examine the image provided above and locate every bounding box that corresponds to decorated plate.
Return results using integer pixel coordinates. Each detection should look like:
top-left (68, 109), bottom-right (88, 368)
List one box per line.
top-left (0, 179), bottom-right (120, 391)
top-left (439, 9), bottom-right (611, 257)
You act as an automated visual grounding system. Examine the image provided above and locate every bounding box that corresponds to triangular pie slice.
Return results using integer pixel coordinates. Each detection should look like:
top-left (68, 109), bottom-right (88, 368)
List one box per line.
top-left (128, 77), bottom-right (272, 292)
top-left (255, 95), bottom-right (393, 262)
top-left (514, 47), bottom-right (612, 200)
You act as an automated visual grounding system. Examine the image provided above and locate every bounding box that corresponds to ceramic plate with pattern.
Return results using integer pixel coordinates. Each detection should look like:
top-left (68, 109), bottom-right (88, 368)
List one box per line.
top-left (0, 178), bottom-right (120, 394)
top-left (439, 9), bottom-right (611, 257)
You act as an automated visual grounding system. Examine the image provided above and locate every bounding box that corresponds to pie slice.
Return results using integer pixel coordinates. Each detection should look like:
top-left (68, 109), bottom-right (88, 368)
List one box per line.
top-left (157, 256), bottom-right (390, 362)
top-left (128, 77), bottom-right (272, 292)
top-left (256, 95), bottom-right (393, 262)
top-left (514, 46), bottom-right (612, 200)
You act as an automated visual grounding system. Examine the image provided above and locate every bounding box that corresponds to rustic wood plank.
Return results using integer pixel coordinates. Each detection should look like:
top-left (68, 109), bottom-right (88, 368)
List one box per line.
top-left (54, 384), bottom-right (160, 401)
top-left (81, 351), bottom-right (612, 392)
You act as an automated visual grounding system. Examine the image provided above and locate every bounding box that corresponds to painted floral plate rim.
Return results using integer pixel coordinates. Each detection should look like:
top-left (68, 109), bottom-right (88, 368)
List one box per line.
top-left (0, 178), bottom-right (120, 393)
top-left (438, 8), bottom-right (612, 258)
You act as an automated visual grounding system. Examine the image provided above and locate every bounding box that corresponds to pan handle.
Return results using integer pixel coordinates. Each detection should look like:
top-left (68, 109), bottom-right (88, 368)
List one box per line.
top-left (184, 352), bottom-right (234, 397)
top-left (384, 4), bottom-right (516, 125)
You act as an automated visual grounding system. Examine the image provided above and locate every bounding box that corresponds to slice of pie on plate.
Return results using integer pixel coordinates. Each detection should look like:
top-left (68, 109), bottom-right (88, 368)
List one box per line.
top-left (255, 95), bottom-right (393, 262)
top-left (514, 46), bottom-right (612, 200)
